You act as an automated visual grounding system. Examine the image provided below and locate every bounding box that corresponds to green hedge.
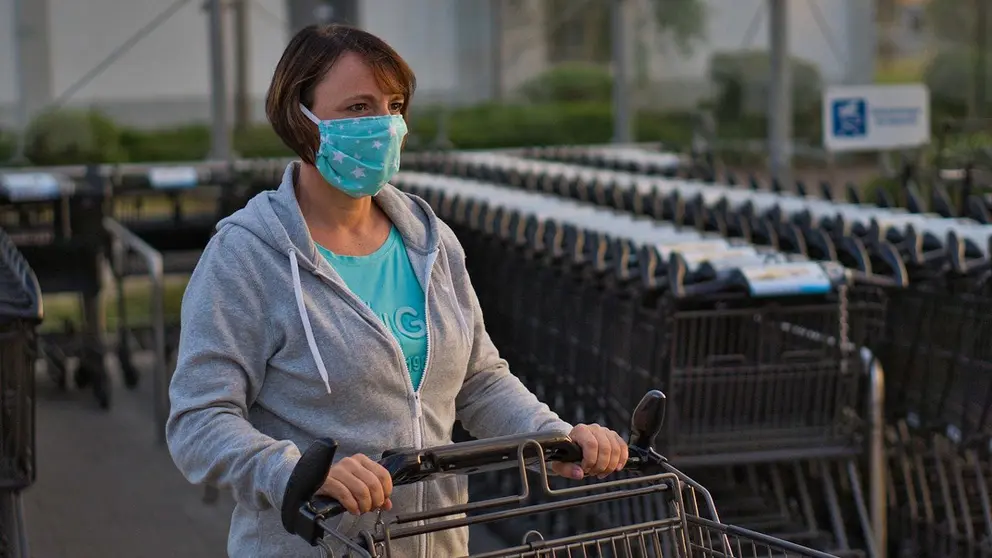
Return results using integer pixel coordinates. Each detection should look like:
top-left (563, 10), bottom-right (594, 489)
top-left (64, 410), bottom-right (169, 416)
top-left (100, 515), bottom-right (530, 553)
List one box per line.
top-left (23, 108), bottom-right (127, 166)
top-left (2, 104), bottom-right (700, 166)
top-left (709, 51), bottom-right (823, 120)
top-left (10, 100), bottom-right (892, 167)
top-left (423, 103), bottom-right (695, 149)
top-left (517, 63), bottom-right (613, 104)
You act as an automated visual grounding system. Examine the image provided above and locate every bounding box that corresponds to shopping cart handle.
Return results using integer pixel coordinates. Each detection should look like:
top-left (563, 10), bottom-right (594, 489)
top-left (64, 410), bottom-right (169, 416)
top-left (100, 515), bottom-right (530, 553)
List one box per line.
top-left (282, 391), bottom-right (672, 546)
top-left (872, 240), bottom-right (909, 287)
top-left (281, 438), bottom-right (340, 544)
top-left (629, 390), bottom-right (666, 451)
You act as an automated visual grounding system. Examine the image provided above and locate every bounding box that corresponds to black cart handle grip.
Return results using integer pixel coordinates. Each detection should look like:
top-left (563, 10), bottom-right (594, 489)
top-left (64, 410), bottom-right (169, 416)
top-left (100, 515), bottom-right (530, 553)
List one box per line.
top-left (281, 390), bottom-right (668, 544)
top-left (281, 438), bottom-right (339, 537)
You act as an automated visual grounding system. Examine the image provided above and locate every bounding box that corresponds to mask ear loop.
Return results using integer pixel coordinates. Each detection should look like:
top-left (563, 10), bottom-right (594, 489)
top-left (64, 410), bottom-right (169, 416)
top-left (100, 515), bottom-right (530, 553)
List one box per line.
top-left (299, 103), bottom-right (321, 125)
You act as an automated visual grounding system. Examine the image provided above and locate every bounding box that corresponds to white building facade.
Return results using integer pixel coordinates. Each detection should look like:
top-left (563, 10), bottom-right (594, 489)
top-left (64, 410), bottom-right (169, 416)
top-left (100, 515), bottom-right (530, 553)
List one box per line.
top-left (0, 0), bottom-right (878, 129)
top-left (0, 0), bottom-right (498, 128)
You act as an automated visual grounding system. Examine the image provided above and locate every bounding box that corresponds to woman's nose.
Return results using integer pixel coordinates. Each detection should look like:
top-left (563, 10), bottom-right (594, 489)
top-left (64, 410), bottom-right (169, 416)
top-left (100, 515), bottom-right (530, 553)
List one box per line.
top-left (370, 102), bottom-right (391, 117)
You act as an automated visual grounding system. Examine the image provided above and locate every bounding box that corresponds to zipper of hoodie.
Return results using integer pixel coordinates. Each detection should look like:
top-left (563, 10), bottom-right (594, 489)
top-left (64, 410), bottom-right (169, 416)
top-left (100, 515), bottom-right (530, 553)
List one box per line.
top-left (312, 250), bottom-right (435, 558)
top-left (415, 250), bottom-right (438, 558)
top-left (414, 251), bottom-right (438, 441)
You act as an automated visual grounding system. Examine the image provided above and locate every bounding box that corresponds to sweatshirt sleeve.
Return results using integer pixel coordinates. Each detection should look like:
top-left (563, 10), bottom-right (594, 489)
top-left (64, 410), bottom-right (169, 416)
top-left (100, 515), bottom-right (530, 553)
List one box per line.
top-left (442, 224), bottom-right (574, 440)
top-left (165, 228), bottom-right (300, 512)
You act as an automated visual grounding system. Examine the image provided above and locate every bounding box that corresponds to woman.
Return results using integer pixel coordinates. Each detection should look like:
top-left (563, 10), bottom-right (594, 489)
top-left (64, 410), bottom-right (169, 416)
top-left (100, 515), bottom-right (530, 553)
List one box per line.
top-left (166, 24), bottom-right (628, 557)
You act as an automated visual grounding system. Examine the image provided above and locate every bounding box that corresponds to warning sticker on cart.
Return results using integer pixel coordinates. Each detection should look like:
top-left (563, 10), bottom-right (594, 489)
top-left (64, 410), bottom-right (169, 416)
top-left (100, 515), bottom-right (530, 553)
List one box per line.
top-left (655, 239), bottom-right (731, 259)
top-left (148, 166), bottom-right (199, 190)
top-left (681, 246), bottom-right (759, 270)
top-left (741, 262), bottom-right (832, 297)
top-left (695, 249), bottom-right (793, 272)
top-left (0, 172), bottom-right (67, 201)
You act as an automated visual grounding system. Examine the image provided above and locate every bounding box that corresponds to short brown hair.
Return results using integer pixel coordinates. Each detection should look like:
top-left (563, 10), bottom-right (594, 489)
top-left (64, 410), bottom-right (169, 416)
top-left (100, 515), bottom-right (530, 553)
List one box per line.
top-left (265, 25), bottom-right (417, 165)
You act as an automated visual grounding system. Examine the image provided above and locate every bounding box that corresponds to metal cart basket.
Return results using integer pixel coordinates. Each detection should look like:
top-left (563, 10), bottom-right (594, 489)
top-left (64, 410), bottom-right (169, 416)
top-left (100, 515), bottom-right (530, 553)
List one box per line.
top-left (281, 391), bottom-right (840, 558)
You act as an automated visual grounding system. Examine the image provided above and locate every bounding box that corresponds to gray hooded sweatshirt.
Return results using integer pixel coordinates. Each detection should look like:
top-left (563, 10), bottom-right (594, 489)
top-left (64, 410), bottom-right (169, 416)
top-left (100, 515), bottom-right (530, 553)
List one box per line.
top-left (166, 162), bottom-right (572, 557)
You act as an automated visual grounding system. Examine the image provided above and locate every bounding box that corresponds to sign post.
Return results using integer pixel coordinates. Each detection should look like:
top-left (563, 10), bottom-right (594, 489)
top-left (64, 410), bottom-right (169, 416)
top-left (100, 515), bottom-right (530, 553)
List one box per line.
top-left (823, 84), bottom-right (931, 153)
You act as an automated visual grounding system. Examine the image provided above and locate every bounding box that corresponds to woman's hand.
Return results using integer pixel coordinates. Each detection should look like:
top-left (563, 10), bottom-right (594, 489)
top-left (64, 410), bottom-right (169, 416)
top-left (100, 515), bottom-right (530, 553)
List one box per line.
top-left (552, 424), bottom-right (629, 480)
top-left (317, 454), bottom-right (394, 515)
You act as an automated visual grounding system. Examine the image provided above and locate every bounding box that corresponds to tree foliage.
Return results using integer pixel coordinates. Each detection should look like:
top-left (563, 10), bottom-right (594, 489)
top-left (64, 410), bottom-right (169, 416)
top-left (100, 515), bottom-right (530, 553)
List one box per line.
top-left (649, 0), bottom-right (707, 54)
top-left (545, 0), bottom-right (707, 62)
top-left (926, 0), bottom-right (991, 50)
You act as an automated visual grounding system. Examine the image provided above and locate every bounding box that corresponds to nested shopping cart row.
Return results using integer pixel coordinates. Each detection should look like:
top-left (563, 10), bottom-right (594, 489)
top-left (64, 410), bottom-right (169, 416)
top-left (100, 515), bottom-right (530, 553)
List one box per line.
top-left (0, 161), bottom-right (269, 442)
top-left (392, 171), bottom-right (885, 557)
top-left (524, 143), bottom-right (989, 224)
top-left (404, 149), bottom-right (992, 557)
top-left (524, 144), bottom-right (992, 556)
top-left (408, 150), bottom-right (992, 281)
top-left (522, 144), bottom-right (685, 177)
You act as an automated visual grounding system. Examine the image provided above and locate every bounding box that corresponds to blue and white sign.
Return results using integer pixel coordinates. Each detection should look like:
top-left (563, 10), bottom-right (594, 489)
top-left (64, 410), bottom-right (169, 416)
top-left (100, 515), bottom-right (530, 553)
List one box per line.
top-left (823, 84), bottom-right (930, 152)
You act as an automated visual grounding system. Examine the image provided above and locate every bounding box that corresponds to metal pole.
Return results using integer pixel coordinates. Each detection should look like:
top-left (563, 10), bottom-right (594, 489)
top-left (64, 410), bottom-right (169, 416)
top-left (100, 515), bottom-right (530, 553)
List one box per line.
top-left (611, 0), bottom-right (632, 144)
top-left (490, 0), bottom-right (503, 101)
top-left (10, 0), bottom-right (28, 163)
top-left (767, 0), bottom-right (792, 188)
top-left (206, 0), bottom-right (232, 162)
top-left (975, 0), bottom-right (988, 119)
top-left (233, 0), bottom-right (251, 132)
top-left (845, 0), bottom-right (877, 85)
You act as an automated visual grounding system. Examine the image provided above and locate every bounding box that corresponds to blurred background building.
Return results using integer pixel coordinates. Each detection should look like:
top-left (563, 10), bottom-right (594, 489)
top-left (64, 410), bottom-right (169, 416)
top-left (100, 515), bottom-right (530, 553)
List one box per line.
top-left (0, 0), bottom-right (985, 175)
top-left (0, 0), bottom-right (942, 128)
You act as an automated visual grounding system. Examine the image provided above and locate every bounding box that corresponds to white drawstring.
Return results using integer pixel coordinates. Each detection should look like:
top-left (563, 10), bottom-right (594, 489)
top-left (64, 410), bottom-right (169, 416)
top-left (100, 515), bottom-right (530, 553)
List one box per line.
top-left (289, 249), bottom-right (332, 394)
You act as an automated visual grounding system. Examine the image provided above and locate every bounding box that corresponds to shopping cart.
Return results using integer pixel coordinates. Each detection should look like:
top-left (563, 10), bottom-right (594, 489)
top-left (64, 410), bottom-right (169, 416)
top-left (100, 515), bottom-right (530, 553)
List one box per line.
top-left (0, 227), bottom-right (43, 558)
top-left (282, 391), bottom-right (839, 557)
top-left (393, 172), bottom-right (885, 555)
top-left (0, 167), bottom-right (109, 408)
top-left (880, 272), bottom-right (992, 558)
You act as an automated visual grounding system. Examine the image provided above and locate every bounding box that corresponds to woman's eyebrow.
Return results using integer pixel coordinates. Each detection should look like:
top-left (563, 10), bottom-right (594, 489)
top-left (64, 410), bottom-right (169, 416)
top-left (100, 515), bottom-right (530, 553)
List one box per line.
top-left (339, 93), bottom-right (377, 104)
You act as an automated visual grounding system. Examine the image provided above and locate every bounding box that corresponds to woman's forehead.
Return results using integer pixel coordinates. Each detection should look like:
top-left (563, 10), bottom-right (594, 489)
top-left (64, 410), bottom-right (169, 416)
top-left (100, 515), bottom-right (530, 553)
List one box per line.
top-left (317, 51), bottom-right (406, 98)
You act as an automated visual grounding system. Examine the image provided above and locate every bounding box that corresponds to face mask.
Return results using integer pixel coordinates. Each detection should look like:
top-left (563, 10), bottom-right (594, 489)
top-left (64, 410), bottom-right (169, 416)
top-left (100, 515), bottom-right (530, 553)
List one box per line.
top-left (300, 104), bottom-right (408, 198)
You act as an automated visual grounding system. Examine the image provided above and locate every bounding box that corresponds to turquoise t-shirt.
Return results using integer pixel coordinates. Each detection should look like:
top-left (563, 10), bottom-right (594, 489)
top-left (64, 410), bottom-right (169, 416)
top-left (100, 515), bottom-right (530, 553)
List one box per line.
top-left (316, 227), bottom-right (428, 390)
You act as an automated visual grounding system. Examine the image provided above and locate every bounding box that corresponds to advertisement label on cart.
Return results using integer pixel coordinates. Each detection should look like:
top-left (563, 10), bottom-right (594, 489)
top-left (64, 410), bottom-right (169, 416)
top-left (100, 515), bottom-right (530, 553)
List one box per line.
top-left (823, 84), bottom-right (930, 152)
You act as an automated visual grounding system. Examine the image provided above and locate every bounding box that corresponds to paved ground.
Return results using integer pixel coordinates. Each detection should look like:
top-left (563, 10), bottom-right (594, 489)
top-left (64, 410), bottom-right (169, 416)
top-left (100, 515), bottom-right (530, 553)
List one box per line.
top-left (20, 354), bottom-right (506, 557)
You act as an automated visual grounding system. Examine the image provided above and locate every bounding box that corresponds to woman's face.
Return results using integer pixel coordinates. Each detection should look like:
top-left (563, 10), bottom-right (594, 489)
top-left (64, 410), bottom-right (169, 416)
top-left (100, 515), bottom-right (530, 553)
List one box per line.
top-left (309, 51), bottom-right (406, 121)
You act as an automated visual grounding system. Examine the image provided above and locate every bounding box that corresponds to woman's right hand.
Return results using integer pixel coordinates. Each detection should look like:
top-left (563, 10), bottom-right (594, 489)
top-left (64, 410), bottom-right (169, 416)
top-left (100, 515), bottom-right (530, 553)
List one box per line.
top-left (317, 454), bottom-right (394, 515)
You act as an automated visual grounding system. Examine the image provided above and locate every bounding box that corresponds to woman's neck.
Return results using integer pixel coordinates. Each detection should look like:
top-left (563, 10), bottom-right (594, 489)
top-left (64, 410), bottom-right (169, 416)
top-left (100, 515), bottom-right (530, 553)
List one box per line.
top-left (296, 162), bottom-right (377, 233)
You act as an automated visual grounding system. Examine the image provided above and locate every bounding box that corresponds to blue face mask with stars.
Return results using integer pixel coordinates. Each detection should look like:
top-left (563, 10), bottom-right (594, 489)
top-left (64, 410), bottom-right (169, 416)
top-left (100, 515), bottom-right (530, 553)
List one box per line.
top-left (300, 104), bottom-right (408, 198)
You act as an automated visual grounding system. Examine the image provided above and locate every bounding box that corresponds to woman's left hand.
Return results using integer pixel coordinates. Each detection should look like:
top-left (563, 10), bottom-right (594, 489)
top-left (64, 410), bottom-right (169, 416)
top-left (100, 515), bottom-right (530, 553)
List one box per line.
top-left (551, 424), bottom-right (629, 480)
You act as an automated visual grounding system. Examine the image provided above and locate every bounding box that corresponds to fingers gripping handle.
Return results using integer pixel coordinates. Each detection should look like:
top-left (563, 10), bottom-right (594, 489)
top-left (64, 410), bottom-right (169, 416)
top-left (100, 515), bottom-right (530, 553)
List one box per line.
top-left (282, 438), bottom-right (345, 546)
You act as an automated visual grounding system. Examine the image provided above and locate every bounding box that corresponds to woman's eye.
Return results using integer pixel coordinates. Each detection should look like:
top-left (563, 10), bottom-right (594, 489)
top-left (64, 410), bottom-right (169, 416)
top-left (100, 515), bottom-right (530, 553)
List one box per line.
top-left (348, 103), bottom-right (368, 113)
top-left (390, 102), bottom-right (404, 113)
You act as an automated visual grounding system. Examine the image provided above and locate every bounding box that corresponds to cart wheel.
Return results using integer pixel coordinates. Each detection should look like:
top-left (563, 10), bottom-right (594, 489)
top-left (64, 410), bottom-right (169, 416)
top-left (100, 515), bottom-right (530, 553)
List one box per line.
top-left (119, 346), bottom-right (140, 390)
top-left (43, 346), bottom-right (68, 390)
top-left (92, 371), bottom-right (111, 410)
top-left (52, 359), bottom-right (68, 390)
top-left (78, 360), bottom-right (111, 410)
top-left (74, 359), bottom-right (92, 389)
